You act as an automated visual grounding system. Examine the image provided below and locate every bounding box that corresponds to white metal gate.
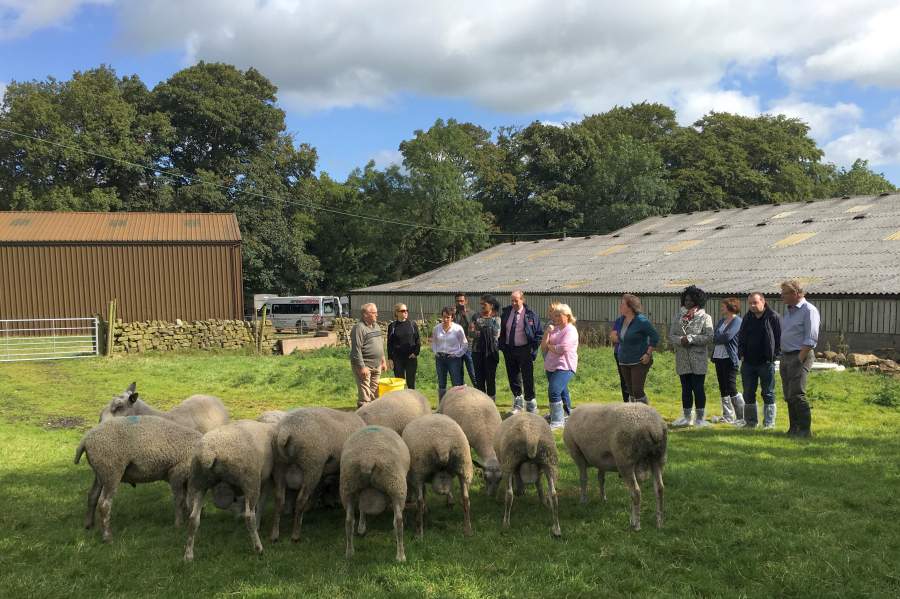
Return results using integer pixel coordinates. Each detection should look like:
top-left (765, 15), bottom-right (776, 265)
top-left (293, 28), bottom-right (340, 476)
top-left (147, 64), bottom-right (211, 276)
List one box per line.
top-left (0, 318), bottom-right (100, 362)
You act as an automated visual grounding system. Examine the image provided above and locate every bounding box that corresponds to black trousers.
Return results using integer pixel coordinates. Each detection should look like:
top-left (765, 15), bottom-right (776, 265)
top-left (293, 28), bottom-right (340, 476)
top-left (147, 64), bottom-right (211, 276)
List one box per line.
top-left (473, 351), bottom-right (500, 398)
top-left (503, 345), bottom-right (535, 401)
top-left (713, 357), bottom-right (738, 397)
top-left (614, 351), bottom-right (630, 402)
top-left (393, 354), bottom-right (418, 390)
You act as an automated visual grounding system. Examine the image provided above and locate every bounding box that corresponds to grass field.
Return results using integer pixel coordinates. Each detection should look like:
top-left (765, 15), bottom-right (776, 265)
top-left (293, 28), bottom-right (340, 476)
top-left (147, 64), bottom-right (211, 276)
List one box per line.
top-left (1, 347), bottom-right (899, 598)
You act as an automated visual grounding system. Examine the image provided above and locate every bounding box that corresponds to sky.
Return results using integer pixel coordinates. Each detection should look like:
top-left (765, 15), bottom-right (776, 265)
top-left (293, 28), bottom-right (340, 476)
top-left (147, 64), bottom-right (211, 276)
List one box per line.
top-left (2, 0), bottom-right (900, 184)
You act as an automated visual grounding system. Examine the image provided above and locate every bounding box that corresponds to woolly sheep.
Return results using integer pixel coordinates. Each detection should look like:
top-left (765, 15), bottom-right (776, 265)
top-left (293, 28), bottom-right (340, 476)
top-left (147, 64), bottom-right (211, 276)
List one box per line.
top-left (99, 382), bottom-right (229, 433)
top-left (563, 402), bottom-right (667, 530)
top-left (401, 414), bottom-right (474, 538)
top-left (183, 420), bottom-right (278, 561)
top-left (493, 412), bottom-right (561, 537)
top-left (257, 410), bottom-right (287, 424)
top-left (437, 386), bottom-right (503, 496)
top-left (340, 425), bottom-right (411, 562)
top-left (355, 389), bottom-right (431, 434)
top-left (74, 415), bottom-right (201, 543)
top-left (270, 407), bottom-right (365, 543)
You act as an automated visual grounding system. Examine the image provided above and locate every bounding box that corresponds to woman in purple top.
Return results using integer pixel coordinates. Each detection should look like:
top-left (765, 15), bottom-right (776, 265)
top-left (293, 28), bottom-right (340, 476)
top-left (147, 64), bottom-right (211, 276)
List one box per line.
top-left (540, 303), bottom-right (579, 430)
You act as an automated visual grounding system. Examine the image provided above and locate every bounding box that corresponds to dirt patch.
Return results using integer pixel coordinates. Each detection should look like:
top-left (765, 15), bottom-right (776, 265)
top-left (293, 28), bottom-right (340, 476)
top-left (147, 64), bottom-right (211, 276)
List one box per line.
top-left (44, 415), bottom-right (86, 430)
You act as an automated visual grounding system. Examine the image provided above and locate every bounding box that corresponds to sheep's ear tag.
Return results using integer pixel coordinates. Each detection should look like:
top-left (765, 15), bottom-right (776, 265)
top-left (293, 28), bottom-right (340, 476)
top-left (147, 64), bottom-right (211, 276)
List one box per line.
top-left (126, 415), bottom-right (140, 424)
top-left (363, 426), bottom-right (381, 433)
top-left (129, 393), bottom-right (139, 404)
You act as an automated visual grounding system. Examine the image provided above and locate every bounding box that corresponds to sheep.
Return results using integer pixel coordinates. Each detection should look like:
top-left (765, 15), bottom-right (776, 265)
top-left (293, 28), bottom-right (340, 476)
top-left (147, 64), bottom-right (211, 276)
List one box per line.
top-left (257, 410), bottom-right (287, 424)
top-left (563, 402), bottom-right (667, 531)
top-left (437, 386), bottom-right (503, 496)
top-left (401, 414), bottom-right (474, 538)
top-left (74, 415), bottom-right (202, 543)
top-left (493, 412), bottom-right (561, 537)
top-left (355, 389), bottom-right (431, 435)
top-left (183, 420), bottom-right (278, 561)
top-left (270, 407), bottom-right (366, 543)
top-left (340, 425), bottom-right (411, 562)
top-left (99, 382), bottom-right (229, 433)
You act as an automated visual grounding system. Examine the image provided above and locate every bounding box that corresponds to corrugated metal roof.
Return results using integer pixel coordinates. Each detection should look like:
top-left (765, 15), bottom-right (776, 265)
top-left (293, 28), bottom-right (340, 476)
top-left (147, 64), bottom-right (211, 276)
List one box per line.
top-left (355, 194), bottom-right (900, 296)
top-left (0, 212), bottom-right (241, 243)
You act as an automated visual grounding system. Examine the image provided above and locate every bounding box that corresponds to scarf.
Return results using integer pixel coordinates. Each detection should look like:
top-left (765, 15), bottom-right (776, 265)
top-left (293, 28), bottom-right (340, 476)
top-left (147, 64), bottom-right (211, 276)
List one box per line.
top-left (681, 307), bottom-right (698, 323)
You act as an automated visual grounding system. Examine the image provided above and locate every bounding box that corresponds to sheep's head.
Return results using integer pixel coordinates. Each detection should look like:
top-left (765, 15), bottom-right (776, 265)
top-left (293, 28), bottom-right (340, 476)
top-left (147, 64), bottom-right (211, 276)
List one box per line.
top-left (475, 456), bottom-right (503, 496)
top-left (99, 382), bottom-right (140, 422)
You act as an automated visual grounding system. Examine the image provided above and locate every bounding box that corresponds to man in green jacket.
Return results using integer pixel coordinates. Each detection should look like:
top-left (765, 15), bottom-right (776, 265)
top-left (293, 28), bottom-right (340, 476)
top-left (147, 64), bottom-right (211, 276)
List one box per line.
top-left (350, 303), bottom-right (386, 407)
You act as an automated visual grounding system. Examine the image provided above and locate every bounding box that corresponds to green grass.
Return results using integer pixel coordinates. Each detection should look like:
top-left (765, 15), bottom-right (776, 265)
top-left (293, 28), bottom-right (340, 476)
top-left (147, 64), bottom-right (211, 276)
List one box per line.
top-left (1, 347), bottom-right (899, 598)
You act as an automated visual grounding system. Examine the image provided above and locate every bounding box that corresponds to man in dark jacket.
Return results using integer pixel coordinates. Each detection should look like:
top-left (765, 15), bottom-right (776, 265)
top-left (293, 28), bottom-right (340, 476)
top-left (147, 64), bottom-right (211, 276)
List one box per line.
top-left (453, 293), bottom-right (477, 387)
top-left (499, 290), bottom-right (544, 414)
top-left (737, 292), bottom-right (782, 428)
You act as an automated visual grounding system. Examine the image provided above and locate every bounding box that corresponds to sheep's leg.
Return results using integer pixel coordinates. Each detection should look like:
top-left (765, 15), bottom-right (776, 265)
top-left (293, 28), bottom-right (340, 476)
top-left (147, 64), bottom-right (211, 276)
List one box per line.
top-left (416, 483), bottom-right (426, 539)
top-left (97, 480), bottom-right (119, 543)
top-left (652, 462), bottom-right (665, 529)
top-left (598, 470), bottom-right (607, 502)
top-left (544, 467), bottom-right (561, 538)
top-left (183, 487), bottom-right (206, 561)
top-left (344, 501), bottom-right (355, 559)
top-left (290, 484), bottom-right (309, 542)
top-left (84, 475), bottom-right (102, 529)
top-left (622, 467), bottom-right (641, 531)
top-left (393, 498), bottom-right (406, 562)
top-left (577, 463), bottom-right (589, 504)
top-left (243, 488), bottom-right (264, 555)
top-left (169, 479), bottom-right (187, 528)
top-left (270, 470), bottom-right (286, 542)
top-left (503, 476), bottom-right (514, 528)
top-left (357, 505), bottom-right (368, 536)
top-left (446, 489), bottom-right (455, 508)
top-left (459, 474), bottom-right (472, 537)
top-left (513, 472), bottom-right (525, 497)
top-left (535, 475), bottom-right (546, 507)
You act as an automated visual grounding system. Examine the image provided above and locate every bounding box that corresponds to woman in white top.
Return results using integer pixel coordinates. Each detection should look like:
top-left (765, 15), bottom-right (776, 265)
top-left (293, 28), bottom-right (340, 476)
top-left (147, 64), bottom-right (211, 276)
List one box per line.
top-left (431, 306), bottom-right (468, 400)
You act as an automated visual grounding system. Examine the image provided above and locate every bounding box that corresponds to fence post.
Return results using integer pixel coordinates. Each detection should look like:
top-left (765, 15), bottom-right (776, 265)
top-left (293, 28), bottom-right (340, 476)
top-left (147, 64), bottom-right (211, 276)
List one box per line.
top-left (257, 304), bottom-right (268, 354)
top-left (106, 299), bottom-right (117, 356)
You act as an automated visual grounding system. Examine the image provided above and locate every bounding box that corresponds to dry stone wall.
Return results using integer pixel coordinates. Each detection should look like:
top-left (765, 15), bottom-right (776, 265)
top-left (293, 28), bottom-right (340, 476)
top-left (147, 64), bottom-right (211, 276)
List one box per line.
top-left (111, 319), bottom-right (276, 354)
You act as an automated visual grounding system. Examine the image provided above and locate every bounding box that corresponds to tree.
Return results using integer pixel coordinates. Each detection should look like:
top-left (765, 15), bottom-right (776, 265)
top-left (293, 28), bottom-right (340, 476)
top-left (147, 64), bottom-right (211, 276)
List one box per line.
top-left (812, 159), bottom-right (896, 198)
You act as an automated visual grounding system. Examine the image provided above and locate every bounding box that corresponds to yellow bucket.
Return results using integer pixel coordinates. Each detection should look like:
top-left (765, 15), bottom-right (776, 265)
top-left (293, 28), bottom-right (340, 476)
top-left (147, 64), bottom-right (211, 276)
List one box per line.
top-left (378, 377), bottom-right (407, 397)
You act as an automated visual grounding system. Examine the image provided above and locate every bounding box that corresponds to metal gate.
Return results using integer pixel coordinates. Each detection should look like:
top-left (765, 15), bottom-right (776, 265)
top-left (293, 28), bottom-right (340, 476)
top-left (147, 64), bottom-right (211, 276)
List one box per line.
top-left (0, 318), bottom-right (99, 362)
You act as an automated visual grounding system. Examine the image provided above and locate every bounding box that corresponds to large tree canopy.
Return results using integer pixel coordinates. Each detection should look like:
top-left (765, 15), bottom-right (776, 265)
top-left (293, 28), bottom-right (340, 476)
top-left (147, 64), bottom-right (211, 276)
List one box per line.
top-left (0, 65), bottom-right (895, 297)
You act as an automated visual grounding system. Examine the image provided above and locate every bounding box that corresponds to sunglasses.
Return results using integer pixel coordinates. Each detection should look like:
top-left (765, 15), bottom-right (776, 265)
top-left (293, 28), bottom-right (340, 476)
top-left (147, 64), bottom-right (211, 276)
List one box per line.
top-left (398, 309), bottom-right (408, 312)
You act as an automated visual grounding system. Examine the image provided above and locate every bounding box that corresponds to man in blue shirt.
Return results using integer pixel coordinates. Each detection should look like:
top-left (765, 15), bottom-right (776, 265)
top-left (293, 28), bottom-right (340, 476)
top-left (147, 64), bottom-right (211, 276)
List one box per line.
top-left (779, 280), bottom-right (820, 438)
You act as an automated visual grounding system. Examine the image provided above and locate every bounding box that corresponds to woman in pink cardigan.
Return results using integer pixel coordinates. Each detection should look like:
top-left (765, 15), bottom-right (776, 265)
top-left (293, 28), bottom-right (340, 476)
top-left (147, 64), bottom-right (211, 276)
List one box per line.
top-left (540, 303), bottom-right (579, 429)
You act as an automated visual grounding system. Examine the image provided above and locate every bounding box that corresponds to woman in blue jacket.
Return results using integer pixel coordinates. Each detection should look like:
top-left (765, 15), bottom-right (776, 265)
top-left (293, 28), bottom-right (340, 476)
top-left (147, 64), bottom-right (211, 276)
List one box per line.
top-left (616, 294), bottom-right (660, 404)
top-left (712, 297), bottom-right (744, 424)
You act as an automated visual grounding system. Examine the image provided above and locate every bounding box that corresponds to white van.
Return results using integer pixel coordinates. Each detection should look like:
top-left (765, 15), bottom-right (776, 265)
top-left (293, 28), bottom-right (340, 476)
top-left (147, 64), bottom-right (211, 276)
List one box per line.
top-left (259, 296), bottom-right (344, 332)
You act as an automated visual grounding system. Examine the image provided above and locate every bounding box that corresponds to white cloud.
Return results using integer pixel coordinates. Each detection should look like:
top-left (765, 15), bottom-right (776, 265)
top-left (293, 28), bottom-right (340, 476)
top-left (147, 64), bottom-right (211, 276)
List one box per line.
top-left (677, 90), bottom-right (761, 125)
top-left (0, 0), bottom-right (114, 40)
top-left (113, 0), bottom-right (900, 115)
top-left (766, 98), bottom-right (863, 141)
top-left (823, 117), bottom-right (900, 167)
top-left (369, 148), bottom-right (404, 170)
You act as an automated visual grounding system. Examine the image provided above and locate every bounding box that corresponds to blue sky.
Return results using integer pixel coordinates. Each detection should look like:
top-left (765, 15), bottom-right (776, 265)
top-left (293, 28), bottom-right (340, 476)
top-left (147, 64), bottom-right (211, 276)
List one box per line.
top-left (2, 1), bottom-right (900, 184)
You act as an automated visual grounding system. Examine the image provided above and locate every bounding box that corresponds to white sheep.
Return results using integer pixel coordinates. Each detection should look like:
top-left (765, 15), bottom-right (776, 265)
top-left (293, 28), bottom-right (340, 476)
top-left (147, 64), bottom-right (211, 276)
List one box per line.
top-left (256, 410), bottom-right (287, 424)
top-left (437, 386), bottom-right (503, 496)
top-left (563, 402), bottom-right (667, 530)
top-left (340, 425), bottom-right (411, 562)
top-left (270, 407), bottom-right (365, 543)
top-left (74, 415), bottom-right (201, 543)
top-left (402, 414), bottom-right (474, 538)
top-left (183, 420), bottom-right (278, 561)
top-left (99, 382), bottom-right (229, 433)
top-left (493, 412), bottom-right (561, 537)
top-left (356, 388), bottom-right (431, 434)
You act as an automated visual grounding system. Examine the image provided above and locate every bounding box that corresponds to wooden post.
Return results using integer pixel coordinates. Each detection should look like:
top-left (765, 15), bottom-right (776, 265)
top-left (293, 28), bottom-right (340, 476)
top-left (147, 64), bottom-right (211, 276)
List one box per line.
top-left (257, 304), bottom-right (268, 354)
top-left (106, 299), bottom-right (117, 357)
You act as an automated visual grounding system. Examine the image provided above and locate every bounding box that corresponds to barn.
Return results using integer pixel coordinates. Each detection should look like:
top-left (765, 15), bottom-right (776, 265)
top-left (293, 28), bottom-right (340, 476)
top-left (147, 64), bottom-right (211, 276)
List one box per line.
top-left (0, 211), bottom-right (243, 322)
top-left (351, 194), bottom-right (900, 352)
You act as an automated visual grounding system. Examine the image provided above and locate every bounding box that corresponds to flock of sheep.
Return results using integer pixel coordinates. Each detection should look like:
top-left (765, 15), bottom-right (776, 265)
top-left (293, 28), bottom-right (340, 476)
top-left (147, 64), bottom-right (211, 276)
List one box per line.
top-left (75, 384), bottom-right (668, 562)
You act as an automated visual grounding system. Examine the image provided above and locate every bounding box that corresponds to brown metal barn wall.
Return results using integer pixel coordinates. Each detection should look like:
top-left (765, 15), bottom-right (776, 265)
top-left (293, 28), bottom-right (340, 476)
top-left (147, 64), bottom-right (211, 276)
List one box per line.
top-left (0, 244), bottom-right (243, 321)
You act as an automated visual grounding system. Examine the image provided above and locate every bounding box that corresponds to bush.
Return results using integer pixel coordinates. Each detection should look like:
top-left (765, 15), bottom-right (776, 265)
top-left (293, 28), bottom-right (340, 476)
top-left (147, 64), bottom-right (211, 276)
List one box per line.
top-left (866, 381), bottom-right (900, 408)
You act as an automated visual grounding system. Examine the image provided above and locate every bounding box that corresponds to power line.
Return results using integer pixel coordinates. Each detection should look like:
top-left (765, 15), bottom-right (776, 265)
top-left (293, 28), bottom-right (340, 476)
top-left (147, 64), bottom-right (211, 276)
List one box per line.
top-left (0, 126), bottom-right (599, 238)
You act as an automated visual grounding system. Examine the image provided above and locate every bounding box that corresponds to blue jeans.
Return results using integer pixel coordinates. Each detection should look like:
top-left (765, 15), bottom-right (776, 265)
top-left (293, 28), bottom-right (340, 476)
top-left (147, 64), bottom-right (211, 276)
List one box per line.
top-left (463, 349), bottom-right (477, 386)
top-left (435, 354), bottom-right (464, 399)
top-left (546, 369), bottom-right (575, 414)
top-left (742, 361), bottom-right (776, 405)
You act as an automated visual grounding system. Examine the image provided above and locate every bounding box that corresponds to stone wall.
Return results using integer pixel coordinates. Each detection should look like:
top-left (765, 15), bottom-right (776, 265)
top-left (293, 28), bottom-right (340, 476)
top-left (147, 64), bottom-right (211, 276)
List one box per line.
top-left (111, 319), bottom-right (276, 354)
